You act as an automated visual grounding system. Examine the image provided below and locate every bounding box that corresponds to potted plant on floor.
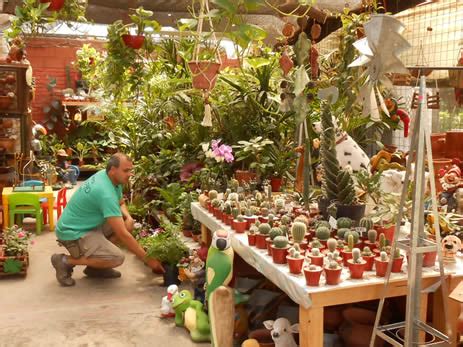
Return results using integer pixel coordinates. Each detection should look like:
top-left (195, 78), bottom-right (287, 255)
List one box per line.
top-left (0, 225), bottom-right (31, 275)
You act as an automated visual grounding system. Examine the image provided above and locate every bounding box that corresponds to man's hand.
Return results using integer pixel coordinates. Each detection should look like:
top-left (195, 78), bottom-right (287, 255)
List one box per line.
top-left (146, 257), bottom-right (165, 274)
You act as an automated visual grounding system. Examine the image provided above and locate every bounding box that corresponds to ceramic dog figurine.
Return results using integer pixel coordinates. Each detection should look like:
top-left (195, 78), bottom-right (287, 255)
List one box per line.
top-left (263, 318), bottom-right (299, 347)
top-left (441, 235), bottom-right (462, 263)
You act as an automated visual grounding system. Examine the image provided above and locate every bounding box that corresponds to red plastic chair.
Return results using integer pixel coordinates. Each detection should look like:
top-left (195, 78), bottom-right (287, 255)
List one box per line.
top-left (41, 187), bottom-right (67, 224)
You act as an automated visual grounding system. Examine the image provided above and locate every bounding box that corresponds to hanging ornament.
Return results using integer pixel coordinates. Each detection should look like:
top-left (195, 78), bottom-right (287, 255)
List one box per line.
top-left (282, 22), bottom-right (296, 38)
top-left (310, 45), bottom-right (319, 79)
top-left (396, 109), bottom-right (410, 137)
top-left (427, 91), bottom-right (440, 109)
top-left (279, 50), bottom-right (294, 76)
top-left (74, 111), bottom-right (82, 123)
top-left (310, 22), bottom-right (322, 41)
top-left (201, 92), bottom-right (212, 127)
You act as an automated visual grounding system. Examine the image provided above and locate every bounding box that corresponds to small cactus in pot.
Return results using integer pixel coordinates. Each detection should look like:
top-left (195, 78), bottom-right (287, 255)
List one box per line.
top-left (269, 227), bottom-right (283, 240)
top-left (361, 246), bottom-right (375, 270)
top-left (324, 260), bottom-right (343, 285)
top-left (294, 215), bottom-right (309, 226)
top-left (348, 248), bottom-right (366, 279)
top-left (310, 238), bottom-right (323, 250)
top-left (365, 229), bottom-right (377, 247)
top-left (391, 247), bottom-right (403, 273)
top-left (209, 190), bottom-right (218, 200)
top-left (255, 223), bottom-right (271, 249)
top-left (344, 230), bottom-right (360, 245)
top-left (342, 234), bottom-right (355, 266)
top-left (303, 263), bottom-right (323, 286)
top-left (247, 225), bottom-right (258, 246)
top-left (280, 214), bottom-right (291, 226)
top-left (287, 246), bottom-right (304, 274)
top-left (273, 236), bottom-right (289, 249)
top-left (308, 247), bottom-right (324, 266)
top-left (291, 222), bottom-right (307, 244)
top-left (337, 217), bottom-right (353, 229)
top-left (359, 217), bottom-right (374, 232)
top-left (315, 226), bottom-right (330, 241)
top-left (375, 251), bottom-right (390, 277)
top-left (327, 238), bottom-right (337, 253)
top-left (271, 236), bottom-right (290, 264)
top-left (233, 214), bottom-right (248, 233)
top-left (337, 228), bottom-right (350, 240)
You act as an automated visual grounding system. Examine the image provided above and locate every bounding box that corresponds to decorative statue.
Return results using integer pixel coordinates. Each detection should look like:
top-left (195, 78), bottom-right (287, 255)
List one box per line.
top-left (172, 289), bottom-right (211, 342)
top-left (439, 165), bottom-right (462, 212)
top-left (183, 249), bottom-right (206, 304)
top-left (370, 145), bottom-right (406, 173)
top-left (441, 234), bottom-right (462, 263)
top-left (263, 318), bottom-right (299, 347)
top-left (160, 284), bottom-right (178, 318)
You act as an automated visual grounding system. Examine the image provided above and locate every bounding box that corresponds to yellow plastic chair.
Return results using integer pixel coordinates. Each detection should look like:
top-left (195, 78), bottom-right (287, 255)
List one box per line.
top-left (8, 193), bottom-right (43, 235)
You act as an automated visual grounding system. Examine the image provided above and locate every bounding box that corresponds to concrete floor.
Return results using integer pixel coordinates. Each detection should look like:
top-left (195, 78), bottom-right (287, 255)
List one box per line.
top-left (0, 187), bottom-right (210, 347)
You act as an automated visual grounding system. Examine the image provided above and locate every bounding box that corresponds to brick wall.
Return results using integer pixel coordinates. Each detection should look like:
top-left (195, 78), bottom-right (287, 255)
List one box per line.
top-left (26, 36), bottom-right (105, 124)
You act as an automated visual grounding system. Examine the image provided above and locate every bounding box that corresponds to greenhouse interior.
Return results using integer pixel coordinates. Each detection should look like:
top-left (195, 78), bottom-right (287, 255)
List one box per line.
top-left (0, 0), bottom-right (463, 346)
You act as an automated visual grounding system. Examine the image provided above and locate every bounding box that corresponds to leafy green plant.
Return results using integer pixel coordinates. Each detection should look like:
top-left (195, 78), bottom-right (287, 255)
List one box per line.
top-left (154, 183), bottom-right (187, 221)
top-left (1, 225), bottom-right (31, 256)
top-left (233, 136), bottom-right (274, 176)
top-left (72, 141), bottom-right (91, 163)
top-left (126, 7), bottom-right (160, 36)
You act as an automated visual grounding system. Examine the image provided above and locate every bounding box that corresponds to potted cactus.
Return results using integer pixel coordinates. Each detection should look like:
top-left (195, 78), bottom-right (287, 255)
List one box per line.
top-left (267, 227), bottom-right (283, 256)
top-left (337, 217), bottom-right (353, 230)
top-left (324, 260), bottom-right (343, 285)
top-left (376, 233), bottom-right (389, 256)
top-left (256, 223), bottom-right (271, 249)
top-left (347, 248), bottom-right (366, 279)
top-left (271, 236), bottom-right (290, 264)
top-left (303, 264), bottom-right (323, 286)
top-left (375, 251), bottom-right (389, 277)
top-left (326, 238), bottom-right (338, 254)
top-left (244, 208), bottom-right (258, 229)
top-left (310, 238), bottom-right (323, 251)
top-left (315, 226), bottom-right (331, 245)
top-left (364, 229), bottom-right (377, 249)
top-left (391, 248), bottom-right (404, 273)
top-left (223, 202), bottom-right (233, 225)
top-left (291, 221), bottom-right (308, 249)
top-left (359, 217), bottom-right (374, 240)
top-left (336, 227), bottom-right (350, 240)
top-left (341, 234), bottom-right (355, 266)
top-left (361, 246), bottom-right (375, 271)
top-left (307, 247), bottom-right (324, 267)
top-left (286, 246), bottom-right (305, 274)
top-left (247, 225), bottom-right (258, 246)
top-left (344, 230), bottom-right (360, 246)
top-left (233, 215), bottom-right (248, 233)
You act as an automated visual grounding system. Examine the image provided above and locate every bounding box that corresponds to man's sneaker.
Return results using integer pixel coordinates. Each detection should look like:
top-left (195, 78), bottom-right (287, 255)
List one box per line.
top-left (51, 254), bottom-right (75, 287)
top-left (83, 267), bottom-right (121, 279)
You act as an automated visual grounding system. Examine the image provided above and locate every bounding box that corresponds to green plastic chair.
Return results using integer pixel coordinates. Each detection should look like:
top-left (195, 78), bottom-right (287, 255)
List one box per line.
top-left (8, 193), bottom-right (43, 235)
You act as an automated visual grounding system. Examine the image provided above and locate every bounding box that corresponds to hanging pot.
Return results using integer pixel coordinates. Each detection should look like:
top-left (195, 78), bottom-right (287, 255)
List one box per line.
top-left (122, 34), bottom-right (145, 49)
top-left (188, 61), bottom-right (221, 90)
top-left (40, 0), bottom-right (65, 11)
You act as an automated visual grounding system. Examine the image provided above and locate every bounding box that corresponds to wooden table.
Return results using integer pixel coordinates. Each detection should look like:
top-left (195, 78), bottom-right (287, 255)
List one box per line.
top-left (2, 186), bottom-right (55, 231)
top-left (191, 202), bottom-right (462, 347)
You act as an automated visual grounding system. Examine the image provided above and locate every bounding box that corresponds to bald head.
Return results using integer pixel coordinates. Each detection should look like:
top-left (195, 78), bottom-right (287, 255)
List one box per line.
top-left (106, 153), bottom-right (132, 174)
top-left (106, 153), bottom-right (134, 185)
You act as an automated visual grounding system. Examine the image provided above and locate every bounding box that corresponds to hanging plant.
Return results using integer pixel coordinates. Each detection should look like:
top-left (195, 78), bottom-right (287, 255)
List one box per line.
top-left (39, 0), bottom-right (64, 11)
top-left (121, 7), bottom-right (160, 50)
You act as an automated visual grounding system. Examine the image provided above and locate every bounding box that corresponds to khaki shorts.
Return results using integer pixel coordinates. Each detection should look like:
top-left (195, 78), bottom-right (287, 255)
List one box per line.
top-left (60, 223), bottom-right (125, 264)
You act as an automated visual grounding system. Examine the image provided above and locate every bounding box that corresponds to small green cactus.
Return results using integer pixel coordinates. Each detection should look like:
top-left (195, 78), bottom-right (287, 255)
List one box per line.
top-left (224, 202), bottom-right (232, 215)
top-left (315, 226), bottom-right (330, 241)
top-left (337, 228), bottom-right (350, 240)
top-left (316, 220), bottom-right (330, 229)
top-left (311, 239), bottom-right (323, 249)
top-left (209, 190), bottom-right (218, 200)
top-left (344, 230), bottom-right (360, 245)
top-left (288, 247), bottom-right (302, 259)
top-left (280, 215), bottom-right (291, 225)
top-left (328, 261), bottom-right (340, 269)
top-left (352, 248), bottom-right (362, 263)
top-left (294, 215), bottom-right (309, 226)
top-left (273, 236), bottom-right (289, 248)
top-left (367, 229), bottom-right (377, 243)
top-left (253, 220), bottom-right (261, 227)
top-left (311, 248), bottom-right (321, 256)
top-left (260, 207), bottom-right (269, 216)
top-left (232, 207), bottom-right (240, 219)
top-left (327, 238), bottom-right (337, 252)
top-left (359, 217), bottom-right (374, 231)
top-left (380, 251), bottom-right (388, 262)
top-left (211, 198), bottom-right (220, 208)
top-left (237, 215), bottom-right (245, 222)
top-left (280, 225), bottom-right (289, 236)
top-left (347, 234), bottom-right (354, 251)
top-left (269, 227), bottom-right (283, 240)
top-left (268, 214), bottom-right (276, 227)
top-left (362, 246), bottom-right (372, 256)
top-left (393, 248), bottom-right (402, 259)
top-left (379, 233), bottom-right (387, 251)
top-left (337, 217), bottom-right (353, 229)
top-left (245, 208), bottom-right (253, 217)
top-left (291, 222), bottom-right (307, 244)
top-left (258, 223), bottom-right (271, 235)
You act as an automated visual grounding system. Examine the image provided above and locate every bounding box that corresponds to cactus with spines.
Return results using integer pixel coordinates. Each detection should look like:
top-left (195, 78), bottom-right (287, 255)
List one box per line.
top-left (309, 264), bottom-right (319, 271)
top-left (362, 246), bottom-right (372, 256)
top-left (379, 233), bottom-right (387, 251)
top-left (288, 247), bottom-right (302, 259)
top-left (232, 207), bottom-right (240, 219)
top-left (333, 250), bottom-right (341, 261)
top-left (320, 102), bottom-right (340, 202)
top-left (352, 248), bottom-right (362, 263)
top-left (248, 225), bottom-right (258, 235)
top-left (380, 251), bottom-right (388, 262)
top-left (245, 208), bottom-right (253, 217)
top-left (393, 248), bottom-right (402, 259)
top-left (275, 198), bottom-right (285, 210)
top-left (229, 179), bottom-right (239, 192)
top-left (267, 213), bottom-right (275, 227)
top-left (258, 223), bottom-right (271, 235)
top-left (359, 217), bottom-right (374, 231)
top-left (253, 220), bottom-right (261, 228)
top-left (224, 202), bottom-right (232, 215)
top-left (239, 201), bottom-right (247, 213)
top-left (337, 228), bottom-right (350, 240)
top-left (337, 217), bottom-right (352, 229)
top-left (273, 236), bottom-right (289, 248)
top-left (260, 207), bottom-right (269, 217)
top-left (228, 192), bottom-right (239, 202)
top-left (211, 198), bottom-right (220, 208)
top-left (344, 230), bottom-right (359, 245)
top-left (261, 201), bottom-right (271, 209)
top-left (311, 239), bottom-right (323, 249)
top-left (251, 206), bottom-right (260, 216)
top-left (337, 169), bottom-right (356, 205)
top-left (269, 227), bottom-right (283, 240)
top-left (327, 238), bottom-right (337, 252)
top-left (316, 220), bottom-right (330, 229)
top-left (347, 234), bottom-right (354, 251)
top-left (237, 215), bottom-right (245, 222)
top-left (315, 226), bottom-right (330, 241)
top-left (209, 190), bottom-right (218, 200)
top-left (280, 224), bottom-right (289, 237)
top-left (328, 260), bottom-right (340, 269)
top-left (311, 248), bottom-right (321, 256)
top-left (337, 239), bottom-right (344, 249)
top-left (291, 222), bottom-right (307, 244)
top-left (294, 215), bottom-right (309, 226)
top-left (280, 214), bottom-right (291, 226)
top-left (367, 229), bottom-right (377, 243)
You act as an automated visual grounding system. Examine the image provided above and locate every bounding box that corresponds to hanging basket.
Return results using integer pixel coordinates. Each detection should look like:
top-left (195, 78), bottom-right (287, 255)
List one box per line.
top-left (40, 0), bottom-right (65, 11)
top-left (122, 34), bottom-right (145, 50)
top-left (188, 61), bottom-right (221, 90)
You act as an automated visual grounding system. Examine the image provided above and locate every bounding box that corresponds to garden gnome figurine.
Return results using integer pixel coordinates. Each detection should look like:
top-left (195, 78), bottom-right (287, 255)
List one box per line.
top-left (160, 284), bottom-right (178, 318)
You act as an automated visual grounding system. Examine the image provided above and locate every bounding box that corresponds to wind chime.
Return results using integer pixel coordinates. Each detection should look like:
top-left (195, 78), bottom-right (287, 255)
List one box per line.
top-left (189, 0), bottom-right (222, 127)
top-left (410, 74), bottom-right (440, 110)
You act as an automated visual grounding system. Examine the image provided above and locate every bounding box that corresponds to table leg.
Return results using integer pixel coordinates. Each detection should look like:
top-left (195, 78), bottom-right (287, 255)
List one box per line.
top-left (201, 223), bottom-right (211, 247)
top-left (299, 305), bottom-right (324, 347)
top-left (419, 293), bottom-right (428, 343)
top-left (2, 194), bottom-right (9, 228)
top-left (48, 195), bottom-right (55, 231)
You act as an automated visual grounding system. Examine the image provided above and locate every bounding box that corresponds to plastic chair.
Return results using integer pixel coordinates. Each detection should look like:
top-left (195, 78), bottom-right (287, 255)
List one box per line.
top-left (21, 180), bottom-right (45, 187)
top-left (41, 187), bottom-right (67, 224)
top-left (21, 179), bottom-right (49, 221)
top-left (8, 193), bottom-right (43, 235)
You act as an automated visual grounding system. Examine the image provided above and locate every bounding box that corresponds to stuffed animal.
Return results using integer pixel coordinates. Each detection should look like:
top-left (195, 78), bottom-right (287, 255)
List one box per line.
top-left (172, 289), bottom-right (211, 342)
top-left (160, 284), bottom-right (178, 318)
top-left (441, 234), bottom-right (462, 262)
top-left (313, 120), bottom-right (370, 173)
top-left (263, 318), bottom-right (299, 347)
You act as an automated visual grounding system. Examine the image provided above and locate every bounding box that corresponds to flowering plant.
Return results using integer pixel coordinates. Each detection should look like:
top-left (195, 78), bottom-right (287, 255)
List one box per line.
top-left (202, 139), bottom-right (234, 163)
top-left (1, 225), bottom-right (32, 256)
top-left (199, 139), bottom-right (234, 190)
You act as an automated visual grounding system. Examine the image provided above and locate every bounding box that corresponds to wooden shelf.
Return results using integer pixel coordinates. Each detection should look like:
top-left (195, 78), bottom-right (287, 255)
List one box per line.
top-left (61, 100), bottom-right (99, 107)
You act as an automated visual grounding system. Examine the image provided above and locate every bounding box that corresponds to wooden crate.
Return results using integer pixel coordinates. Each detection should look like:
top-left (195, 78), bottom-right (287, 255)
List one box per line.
top-left (0, 254), bottom-right (29, 277)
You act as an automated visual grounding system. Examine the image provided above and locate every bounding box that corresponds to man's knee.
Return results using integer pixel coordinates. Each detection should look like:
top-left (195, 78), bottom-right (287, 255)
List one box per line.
top-left (111, 250), bottom-right (125, 267)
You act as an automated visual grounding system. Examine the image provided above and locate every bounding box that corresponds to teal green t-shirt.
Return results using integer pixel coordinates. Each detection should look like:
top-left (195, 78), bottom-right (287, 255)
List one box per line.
top-left (56, 170), bottom-right (123, 241)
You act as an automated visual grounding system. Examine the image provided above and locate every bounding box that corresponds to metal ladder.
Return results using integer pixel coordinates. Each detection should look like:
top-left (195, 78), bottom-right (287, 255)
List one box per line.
top-left (370, 76), bottom-right (451, 346)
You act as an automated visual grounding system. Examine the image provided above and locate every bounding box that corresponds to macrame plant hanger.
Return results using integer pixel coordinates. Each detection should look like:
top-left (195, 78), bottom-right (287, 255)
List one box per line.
top-left (192, 0), bottom-right (222, 127)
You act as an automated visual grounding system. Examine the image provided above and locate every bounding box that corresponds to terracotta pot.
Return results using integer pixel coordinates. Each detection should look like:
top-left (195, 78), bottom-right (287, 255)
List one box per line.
top-left (347, 260), bottom-right (366, 279)
top-left (265, 237), bottom-right (273, 256)
top-left (247, 233), bottom-right (256, 246)
top-left (432, 158), bottom-right (452, 193)
top-left (244, 216), bottom-right (257, 229)
top-left (271, 246), bottom-right (289, 264)
top-left (188, 61), bottom-right (221, 90)
top-left (363, 254), bottom-right (375, 271)
top-left (258, 216), bottom-right (268, 223)
top-left (324, 267), bottom-right (342, 285)
top-left (423, 251), bottom-right (437, 267)
top-left (392, 256), bottom-right (404, 273)
top-left (234, 170), bottom-right (257, 184)
top-left (122, 34), bottom-right (145, 49)
top-left (270, 177), bottom-right (283, 192)
top-left (431, 133), bottom-right (447, 158)
top-left (233, 220), bottom-right (247, 233)
top-left (182, 229), bottom-right (192, 238)
top-left (287, 256), bottom-right (304, 274)
top-left (304, 267), bottom-right (323, 286)
top-left (341, 251), bottom-right (353, 266)
top-left (40, 0), bottom-right (64, 11)
top-left (255, 234), bottom-right (267, 249)
top-left (374, 258), bottom-right (388, 277)
top-left (446, 131), bottom-right (463, 161)
top-left (225, 215), bottom-right (234, 225)
top-left (308, 254), bottom-right (324, 267)
top-left (375, 225), bottom-right (395, 244)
